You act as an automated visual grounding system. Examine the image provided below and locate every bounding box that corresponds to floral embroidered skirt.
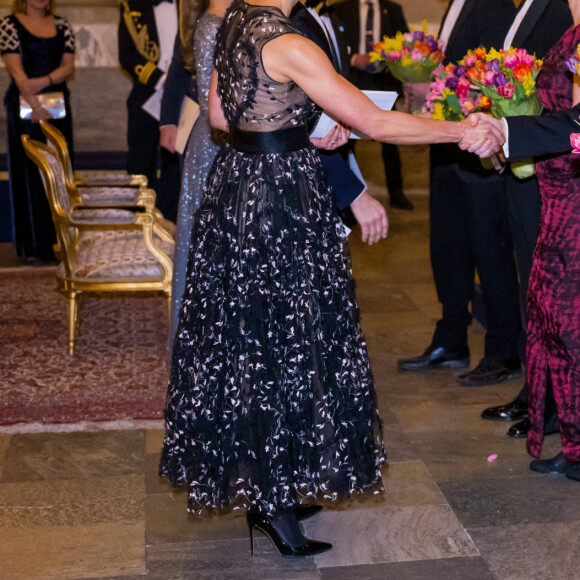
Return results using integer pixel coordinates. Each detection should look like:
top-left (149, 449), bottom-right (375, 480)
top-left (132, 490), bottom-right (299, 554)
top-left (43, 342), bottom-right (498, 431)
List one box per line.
top-left (160, 144), bottom-right (386, 515)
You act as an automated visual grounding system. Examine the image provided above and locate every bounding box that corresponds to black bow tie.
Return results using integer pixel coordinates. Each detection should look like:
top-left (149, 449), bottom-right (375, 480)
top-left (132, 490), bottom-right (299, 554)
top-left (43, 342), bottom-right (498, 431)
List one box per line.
top-left (152, 0), bottom-right (173, 6)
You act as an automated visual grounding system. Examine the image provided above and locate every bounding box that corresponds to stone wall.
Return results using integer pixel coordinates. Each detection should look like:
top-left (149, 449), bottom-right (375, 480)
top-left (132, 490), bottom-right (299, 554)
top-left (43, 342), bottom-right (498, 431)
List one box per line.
top-left (0, 0), bottom-right (448, 154)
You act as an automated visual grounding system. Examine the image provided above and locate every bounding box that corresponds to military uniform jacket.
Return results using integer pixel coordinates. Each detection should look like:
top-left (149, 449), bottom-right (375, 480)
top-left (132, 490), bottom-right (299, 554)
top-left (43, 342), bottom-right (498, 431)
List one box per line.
top-left (119, 0), bottom-right (165, 105)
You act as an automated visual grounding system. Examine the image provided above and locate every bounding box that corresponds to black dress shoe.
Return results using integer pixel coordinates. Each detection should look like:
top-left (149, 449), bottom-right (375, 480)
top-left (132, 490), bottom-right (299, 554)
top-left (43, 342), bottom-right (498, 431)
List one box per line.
top-left (294, 504), bottom-right (322, 521)
top-left (389, 190), bottom-right (414, 211)
top-left (481, 398), bottom-right (528, 422)
top-left (565, 464), bottom-right (580, 481)
top-left (530, 452), bottom-right (573, 474)
top-left (398, 345), bottom-right (470, 372)
top-left (458, 357), bottom-right (521, 387)
top-left (507, 418), bottom-right (530, 438)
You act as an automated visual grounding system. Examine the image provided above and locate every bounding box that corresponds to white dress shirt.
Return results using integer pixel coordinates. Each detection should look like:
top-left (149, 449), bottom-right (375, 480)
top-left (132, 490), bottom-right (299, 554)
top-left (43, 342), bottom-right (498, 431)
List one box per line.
top-left (439, 0), bottom-right (467, 48)
top-left (503, 0), bottom-right (534, 49)
top-left (358, 0), bottom-right (380, 55)
top-left (307, 7), bottom-right (342, 68)
top-left (154, 2), bottom-right (178, 74)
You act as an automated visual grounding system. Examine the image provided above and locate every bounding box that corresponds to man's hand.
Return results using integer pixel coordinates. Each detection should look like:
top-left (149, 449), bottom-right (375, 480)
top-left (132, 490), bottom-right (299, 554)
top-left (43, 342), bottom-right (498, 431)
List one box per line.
top-left (351, 53), bottom-right (372, 72)
top-left (403, 82), bottom-right (431, 113)
top-left (350, 190), bottom-right (388, 245)
top-left (459, 113), bottom-right (506, 158)
top-left (160, 125), bottom-right (179, 153)
top-left (310, 123), bottom-right (350, 150)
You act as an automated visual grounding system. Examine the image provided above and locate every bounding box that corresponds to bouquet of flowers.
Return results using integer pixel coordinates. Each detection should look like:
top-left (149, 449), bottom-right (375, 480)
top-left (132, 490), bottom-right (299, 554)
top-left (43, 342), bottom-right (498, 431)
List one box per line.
top-left (466, 47), bottom-right (543, 178)
top-left (424, 49), bottom-right (492, 121)
top-left (370, 23), bottom-right (444, 84)
top-left (566, 43), bottom-right (580, 76)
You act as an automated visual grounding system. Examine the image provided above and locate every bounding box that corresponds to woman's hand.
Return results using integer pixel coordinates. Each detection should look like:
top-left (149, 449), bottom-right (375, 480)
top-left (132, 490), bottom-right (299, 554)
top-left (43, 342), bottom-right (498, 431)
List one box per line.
top-left (310, 123), bottom-right (350, 150)
top-left (20, 76), bottom-right (50, 97)
top-left (30, 106), bottom-right (54, 123)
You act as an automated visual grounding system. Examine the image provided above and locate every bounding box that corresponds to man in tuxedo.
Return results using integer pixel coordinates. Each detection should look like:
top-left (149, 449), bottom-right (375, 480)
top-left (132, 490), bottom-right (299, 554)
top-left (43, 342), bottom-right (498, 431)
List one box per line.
top-left (397, 0), bottom-right (525, 387)
top-left (291, 0), bottom-right (388, 244)
top-left (476, 0), bottom-right (572, 438)
top-left (331, 0), bottom-right (413, 210)
top-left (118, 0), bottom-right (181, 223)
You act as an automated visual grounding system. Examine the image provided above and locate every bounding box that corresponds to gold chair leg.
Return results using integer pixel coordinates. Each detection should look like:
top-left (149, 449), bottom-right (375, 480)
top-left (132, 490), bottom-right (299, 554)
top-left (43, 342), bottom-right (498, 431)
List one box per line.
top-left (166, 291), bottom-right (172, 323)
top-left (67, 291), bottom-right (79, 355)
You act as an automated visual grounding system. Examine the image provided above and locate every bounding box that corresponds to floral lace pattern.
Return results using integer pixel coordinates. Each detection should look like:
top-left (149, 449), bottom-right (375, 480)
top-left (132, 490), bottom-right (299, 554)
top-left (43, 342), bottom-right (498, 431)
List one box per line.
top-left (160, 0), bottom-right (386, 515)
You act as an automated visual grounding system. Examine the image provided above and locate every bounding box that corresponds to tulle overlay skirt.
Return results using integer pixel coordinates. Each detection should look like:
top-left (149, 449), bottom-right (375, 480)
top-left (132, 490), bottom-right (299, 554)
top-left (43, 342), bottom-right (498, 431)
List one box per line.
top-left (160, 144), bottom-right (386, 515)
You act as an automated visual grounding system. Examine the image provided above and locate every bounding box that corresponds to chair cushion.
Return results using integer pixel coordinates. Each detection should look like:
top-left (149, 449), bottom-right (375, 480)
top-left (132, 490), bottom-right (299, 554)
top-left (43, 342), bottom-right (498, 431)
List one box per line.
top-left (71, 208), bottom-right (137, 225)
top-left (75, 170), bottom-right (143, 186)
top-left (78, 187), bottom-right (141, 206)
top-left (57, 235), bottom-right (174, 282)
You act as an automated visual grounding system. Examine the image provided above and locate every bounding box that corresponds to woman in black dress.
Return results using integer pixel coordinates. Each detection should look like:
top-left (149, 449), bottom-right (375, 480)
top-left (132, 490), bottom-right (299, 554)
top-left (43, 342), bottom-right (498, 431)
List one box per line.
top-left (160, 0), bottom-right (503, 558)
top-left (0, 0), bottom-right (75, 263)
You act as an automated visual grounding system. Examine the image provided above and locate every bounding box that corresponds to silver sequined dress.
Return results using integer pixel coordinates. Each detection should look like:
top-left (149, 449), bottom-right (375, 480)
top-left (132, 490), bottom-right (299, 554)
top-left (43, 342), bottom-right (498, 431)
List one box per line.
top-left (169, 12), bottom-right (223, 347)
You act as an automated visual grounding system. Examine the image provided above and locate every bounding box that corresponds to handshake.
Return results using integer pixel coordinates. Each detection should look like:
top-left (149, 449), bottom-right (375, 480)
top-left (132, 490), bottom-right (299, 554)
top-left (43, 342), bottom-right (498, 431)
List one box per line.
top-left (457, 113), bottom-right (507, 161)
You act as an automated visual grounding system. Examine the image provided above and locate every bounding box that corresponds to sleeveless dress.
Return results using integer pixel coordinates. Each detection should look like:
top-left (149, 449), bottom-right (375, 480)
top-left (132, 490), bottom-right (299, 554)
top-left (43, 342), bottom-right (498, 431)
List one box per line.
top-left (526, 25), bottom-right (580, 461)
top-left (168, 12), bottom-right (224, 349)
top-left (160, 0), bottom-right (386, 515)
top-left (0, 15), bottom-right (75, 262)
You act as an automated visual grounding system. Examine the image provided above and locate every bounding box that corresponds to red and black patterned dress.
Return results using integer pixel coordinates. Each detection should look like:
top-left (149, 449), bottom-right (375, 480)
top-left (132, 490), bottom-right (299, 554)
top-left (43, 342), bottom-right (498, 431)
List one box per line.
top-left (527, 24), bottom-right (580, 461)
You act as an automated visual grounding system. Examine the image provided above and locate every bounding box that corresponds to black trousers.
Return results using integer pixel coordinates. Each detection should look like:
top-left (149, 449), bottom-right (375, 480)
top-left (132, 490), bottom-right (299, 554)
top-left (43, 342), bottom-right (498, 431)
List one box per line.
top-left (429, 163), bottom-right (521, 360)
top-left (126, 93), bottom-right (181, 223)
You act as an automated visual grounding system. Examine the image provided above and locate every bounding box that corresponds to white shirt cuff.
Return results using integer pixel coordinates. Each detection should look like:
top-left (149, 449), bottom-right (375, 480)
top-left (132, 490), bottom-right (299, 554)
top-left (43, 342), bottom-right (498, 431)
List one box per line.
top-left (502, 118), bottom-right (510, 159)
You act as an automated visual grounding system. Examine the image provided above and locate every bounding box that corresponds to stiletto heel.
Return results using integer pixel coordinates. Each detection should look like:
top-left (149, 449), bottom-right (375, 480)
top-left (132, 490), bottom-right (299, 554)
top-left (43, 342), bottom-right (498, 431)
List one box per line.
top-left (249, 521), bottom-right (255, 555)
top-left (246, 508), bottom-right (332, 558)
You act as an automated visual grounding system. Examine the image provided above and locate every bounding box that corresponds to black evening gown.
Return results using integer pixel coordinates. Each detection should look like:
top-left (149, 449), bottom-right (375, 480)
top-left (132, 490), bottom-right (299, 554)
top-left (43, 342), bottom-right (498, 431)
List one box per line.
top-left (160, 0), bottom-right (386, 516)
top-left (0, 15), bottom-right (76, 261)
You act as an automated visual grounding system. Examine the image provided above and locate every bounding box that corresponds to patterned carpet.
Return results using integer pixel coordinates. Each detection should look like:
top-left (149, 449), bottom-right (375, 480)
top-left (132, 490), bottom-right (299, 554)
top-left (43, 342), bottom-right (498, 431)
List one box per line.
top-left (0, 267), bottom-right (169, 426)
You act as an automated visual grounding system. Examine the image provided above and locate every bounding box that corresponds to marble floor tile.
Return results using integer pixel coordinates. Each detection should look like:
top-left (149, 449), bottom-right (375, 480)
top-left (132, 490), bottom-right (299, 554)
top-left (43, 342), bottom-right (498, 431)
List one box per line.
top-left (0, 474), bottom-right (144, 529)
top-left (146, 492), bottom-right (249, 545)
top-left (470, 521), bottom-right (580, 580)
top-left (439, 475), bottom-right (580, 528)
top-left (390, 398), bottom-right (523, 439)
top-left (381, 424), bottom-right (420, 461)
top-left (145, 452), bottom-right (174, 495)
top-left (412, 433), bottom-right (531, 482)
top-left (0, 521), bottom-right (145, 580)
top-left (1, 430), bottom-right (145, 483)
top-left (0, 433), bottom-right (11, 479)
top-left (145, 429), bottom-right (165, 455)
top-left (304, 504), bottom-right (478, 568)
top-left (319, 557), bottom-right (495, 580)
top-left (138, 539), bottom-right (320, 580)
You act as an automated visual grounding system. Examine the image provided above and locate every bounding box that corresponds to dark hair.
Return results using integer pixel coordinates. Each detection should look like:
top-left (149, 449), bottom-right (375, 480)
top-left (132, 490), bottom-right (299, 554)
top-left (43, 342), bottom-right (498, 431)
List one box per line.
top-left (180, 0), bottom-right (211, 74)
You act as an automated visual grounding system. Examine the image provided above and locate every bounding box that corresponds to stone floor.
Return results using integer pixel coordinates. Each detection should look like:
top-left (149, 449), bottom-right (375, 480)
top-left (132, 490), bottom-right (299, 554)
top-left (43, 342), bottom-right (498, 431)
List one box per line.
top-left (1, 143), bottom-right (579, 580)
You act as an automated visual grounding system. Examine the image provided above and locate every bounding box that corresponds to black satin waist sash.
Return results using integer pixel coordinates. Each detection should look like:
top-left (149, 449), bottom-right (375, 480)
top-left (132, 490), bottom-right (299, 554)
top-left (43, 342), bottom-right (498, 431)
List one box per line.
top-left (231, 125), bottom-right (310, 154)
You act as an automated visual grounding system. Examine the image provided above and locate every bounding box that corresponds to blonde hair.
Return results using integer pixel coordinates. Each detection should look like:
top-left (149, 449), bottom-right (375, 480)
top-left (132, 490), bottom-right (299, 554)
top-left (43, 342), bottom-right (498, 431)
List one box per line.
top-left (12, 0), bottom-right (55, 15)
top-left (180, 0), bottom-right (210, 74)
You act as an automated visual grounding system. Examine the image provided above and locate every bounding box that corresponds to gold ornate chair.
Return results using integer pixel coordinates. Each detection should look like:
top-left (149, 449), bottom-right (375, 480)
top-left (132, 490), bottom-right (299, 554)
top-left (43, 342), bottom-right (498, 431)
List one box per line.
top-left (39, 120), bottom-right (175, 242)
top-left (22, 135), bottom-right (174, 355)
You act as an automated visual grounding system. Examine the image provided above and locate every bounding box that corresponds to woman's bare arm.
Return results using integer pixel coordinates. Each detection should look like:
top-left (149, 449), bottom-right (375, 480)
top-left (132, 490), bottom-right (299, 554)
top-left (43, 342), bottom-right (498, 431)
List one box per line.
top-left (262, 34), bottom-right (504, 154)
top-left (209, 69), bottom-right (229, 132)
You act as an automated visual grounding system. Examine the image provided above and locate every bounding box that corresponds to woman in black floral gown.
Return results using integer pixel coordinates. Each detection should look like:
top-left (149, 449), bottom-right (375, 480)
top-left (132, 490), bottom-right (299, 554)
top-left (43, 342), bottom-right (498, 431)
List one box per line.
top-left (160, 0), bottom-right (502, 557)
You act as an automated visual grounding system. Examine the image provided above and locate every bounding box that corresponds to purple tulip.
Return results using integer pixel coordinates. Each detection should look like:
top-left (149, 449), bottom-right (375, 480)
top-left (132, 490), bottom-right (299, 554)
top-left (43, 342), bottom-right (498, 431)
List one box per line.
top-left (488, 59), bottom-right (501, 73)
top-left (445, 76), bottom-right (458, 90)
top-left (412, 31), bottom-right (424, 42)
top-left (429, 39), bottom-right (439, 51)
top-left (492, 72), bottom-right (508, 87)
top-left (454, 65), bottom-right (468, 78)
